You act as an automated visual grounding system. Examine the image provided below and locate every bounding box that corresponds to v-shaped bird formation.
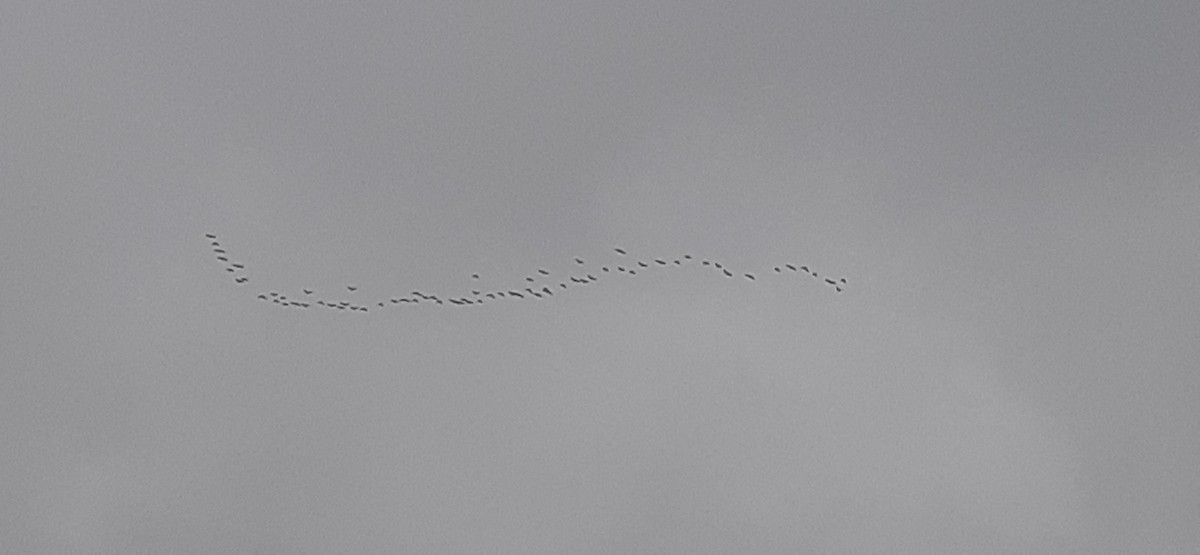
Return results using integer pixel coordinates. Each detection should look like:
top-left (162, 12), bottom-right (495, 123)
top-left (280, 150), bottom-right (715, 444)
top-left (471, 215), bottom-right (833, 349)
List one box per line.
top-left (205, 233), bottom-right (847, 313)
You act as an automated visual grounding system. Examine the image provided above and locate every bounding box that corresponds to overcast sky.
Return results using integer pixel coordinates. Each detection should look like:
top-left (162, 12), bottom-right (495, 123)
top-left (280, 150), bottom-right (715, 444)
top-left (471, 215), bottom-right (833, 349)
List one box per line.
top-left (3, 1), bottom-right (1198, 553)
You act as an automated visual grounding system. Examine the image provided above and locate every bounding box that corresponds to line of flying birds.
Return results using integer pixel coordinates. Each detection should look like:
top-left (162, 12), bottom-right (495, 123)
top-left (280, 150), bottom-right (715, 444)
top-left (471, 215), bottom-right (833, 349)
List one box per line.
top-left (205, 233), bottom-right (846, 313)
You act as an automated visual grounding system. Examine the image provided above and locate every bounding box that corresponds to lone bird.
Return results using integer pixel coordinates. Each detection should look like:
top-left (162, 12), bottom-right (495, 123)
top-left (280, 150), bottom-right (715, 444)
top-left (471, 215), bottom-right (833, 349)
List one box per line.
top-left (526, 277), bottom-right (535, 282)
top-left (232, 263), bottom-right (244, 269)
top-left (786, 264), bottom-right (797, 271)
top-left (303, 289), bottom-right (313, 295)
top-left (213, 248), bottom-right (225, 254)
top-left (825, 278), bottom-right (836, 285)
top-left (655, 259), bottom-right (666, 265)
top-left (774, 267), bottom-right (781, 273)
top-left (575, 258), bottom-right (584, 264)
top-left (638, 261), bottom-right (648, 268)
top-left (745, 273), bottom-right (756, 281)
top-left (347, 285), bottom-right (358, 292)
top-left (472, 274), bottom-right (480, 279)
top-left (257, 294), bottom-right (267, 300)
top-left (205, 233), bottom-right (216, 239)
top-left (542, 286), bottom-right (552, 295)
top-left (538, 269), bottom-right (550, 276)
top-left (799, 266), bottom-right (808, 272)
top-left (217, 256), bottom-right (228, 261)
top-left (723, 270), bottom-right (733, 277)
top-left (614, 248), bottom-right (627, 255)
top-left (235, 277), bottom-right (248, 283)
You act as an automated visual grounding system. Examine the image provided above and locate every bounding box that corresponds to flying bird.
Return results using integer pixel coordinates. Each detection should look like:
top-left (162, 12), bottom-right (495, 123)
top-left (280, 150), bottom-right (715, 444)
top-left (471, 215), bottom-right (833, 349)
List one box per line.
top-left (205, 233), bottom-right (216, 239)
top-left (542, 286), bottom-right (552, 295)
top-left (602, 267), bottom-right (609, 272)
top-left (347, 285), bottom-right (358, 292)
top-left (825, 278), bottom-right (836, 285)
top-left (614, 248), bottom-right (627, 255)
top-left (226, 268), bottom-right (235, 273)
top-left (723, 270), bottom-right (733, 277)
top-left (257, 294), bottom-right (267, 300)
top-left (231, 263), bottom-right (244, 269)
top-left (303, 289), bottom-right (313, 295)
top-left (655, 259), bottom-right (666, 265)
top-left (638, 261), bottom-right (648, 268)
top-left (538, 269), bottom-right (550, 276)
top-left (217, 256), bottom-right (228, 261)
top-left (684, 254), bottom-right (692, 260)
top-left (774, 267), bottom-right (781, 272)
top-left (575, 258), bottom-right (584, 264)
top-left (786, 264), bottom-right (796, 271)
top-left (472, 274), bottom-right (480, 279)
top-left (526, 277), bottom-right (534, 282)
top-left (745, 273), bottom-right (756, 281)
top-left (213, 248), bottom-right (225, 254)
top-left (235, 277), bottom-right (248, 283)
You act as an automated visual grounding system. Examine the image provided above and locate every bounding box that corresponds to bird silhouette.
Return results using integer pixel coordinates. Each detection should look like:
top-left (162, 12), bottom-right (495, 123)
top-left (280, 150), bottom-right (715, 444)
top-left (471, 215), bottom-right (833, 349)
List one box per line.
top-left (213, 248), bottom-right (225, 254)
top-left (655, 259), bottom-right (666, 265)
top-left (745, 273), bottom-right (756, 280)
top-left (602, 267), bottom-right (610, 272)
top-left (638, 261), bottom-right (648, 268)
top-left (257, 294), bottom-right (267, 300)
top-left (723, 270), bottom-right (733, 277)
top-left (303, 289), bottom-right (313, 295)
top-left (786, 264), bottom-right (797, 271)
top-left (774, 267), bottom-right (781, 272)
top-left (472, 273), bottom-right (480, 279)
top-left (824, 278), bottom-right (836, 285)
top-left (542, 286), bottom-right (552, 295)
top-left (575, 257), bottom-right (585, 264)
top-left (217, 256), bottom-right (228, 261)
top-left (205, 233), bottom-right (216, 239)
top-left (614, 248), bottom-right (626, 255)
top-left (231, 263), bottom-right (244, 269)
top-left (347, 285), bottom-right (358, 292)
top-left (526, 277), bottom-right (534, 282)
top-left (538, 269), bottom-right (550, 276)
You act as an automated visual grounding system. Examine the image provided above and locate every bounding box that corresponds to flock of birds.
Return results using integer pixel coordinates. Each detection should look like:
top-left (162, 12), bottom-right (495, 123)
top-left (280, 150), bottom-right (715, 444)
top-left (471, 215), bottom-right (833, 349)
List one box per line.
top-left (205, 233), bottom-right (846, 313)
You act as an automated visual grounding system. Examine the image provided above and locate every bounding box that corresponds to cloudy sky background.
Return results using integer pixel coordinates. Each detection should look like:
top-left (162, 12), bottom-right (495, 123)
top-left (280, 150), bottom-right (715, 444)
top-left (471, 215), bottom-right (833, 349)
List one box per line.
top-left (3, 1), bottom-right (1198, 552)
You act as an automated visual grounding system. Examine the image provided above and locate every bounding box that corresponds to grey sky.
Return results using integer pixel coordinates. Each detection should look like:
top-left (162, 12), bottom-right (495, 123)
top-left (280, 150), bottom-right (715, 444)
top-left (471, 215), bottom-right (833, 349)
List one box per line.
top-left (3, 1), bottom-right (1198, 552)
